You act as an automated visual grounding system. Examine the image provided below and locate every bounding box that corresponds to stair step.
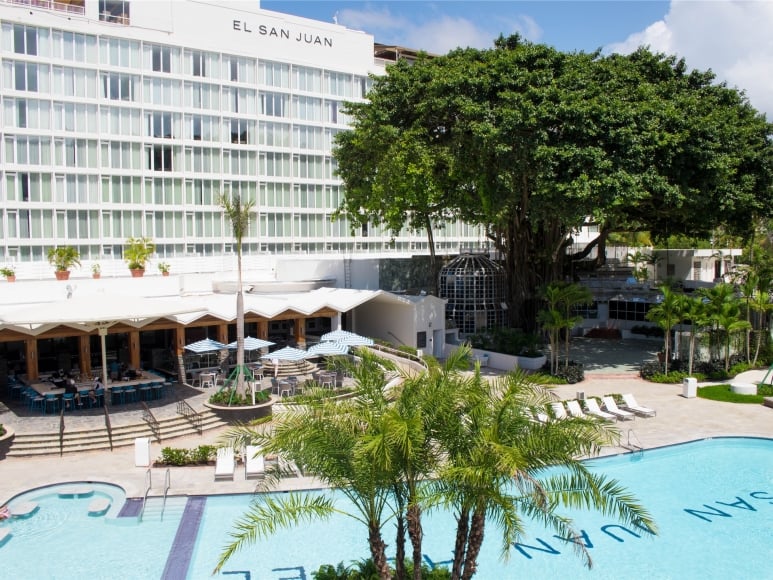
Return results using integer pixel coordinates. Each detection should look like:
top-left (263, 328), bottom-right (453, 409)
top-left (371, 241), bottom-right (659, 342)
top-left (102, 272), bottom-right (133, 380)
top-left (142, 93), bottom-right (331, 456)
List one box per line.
top-left (7, 410), bottom-right (229, 457)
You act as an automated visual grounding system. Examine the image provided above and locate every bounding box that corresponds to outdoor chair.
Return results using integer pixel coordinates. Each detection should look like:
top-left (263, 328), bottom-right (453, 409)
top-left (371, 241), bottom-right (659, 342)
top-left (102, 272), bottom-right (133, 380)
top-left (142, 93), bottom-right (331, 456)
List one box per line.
top-left (123, 386), bottom-right (138, 404)
top-left (62, 392), bottom-right (76, 411)
top-left (44, 393), bottom-right (60, 414)
top-left (111, 386), bottom-right (124, 405)
top-left (78, 388), bottom-right (93, 409)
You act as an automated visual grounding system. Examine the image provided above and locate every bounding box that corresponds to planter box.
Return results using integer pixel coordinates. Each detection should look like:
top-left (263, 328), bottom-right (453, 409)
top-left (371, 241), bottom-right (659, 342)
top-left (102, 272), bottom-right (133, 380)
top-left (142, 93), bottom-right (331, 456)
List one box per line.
top-left (204, 399), bottom-right (274, 424)
top-left (0, 425), bottom-right (15, 460)
top-left (517, 355), bottom-right (547, 370)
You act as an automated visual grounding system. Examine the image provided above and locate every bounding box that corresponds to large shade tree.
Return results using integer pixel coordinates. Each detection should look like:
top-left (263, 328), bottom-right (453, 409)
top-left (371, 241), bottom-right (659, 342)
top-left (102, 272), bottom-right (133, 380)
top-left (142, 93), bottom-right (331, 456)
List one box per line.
top-left (334, 36), bottom-right (773, 328)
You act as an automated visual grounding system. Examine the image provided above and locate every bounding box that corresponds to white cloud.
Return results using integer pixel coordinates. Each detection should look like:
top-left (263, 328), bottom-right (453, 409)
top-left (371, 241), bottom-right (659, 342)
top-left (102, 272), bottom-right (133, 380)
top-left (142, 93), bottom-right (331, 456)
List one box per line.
top-left (337, 7), bottom-right (542, 54)
top-left (607, 0), bottom-right (773, 119)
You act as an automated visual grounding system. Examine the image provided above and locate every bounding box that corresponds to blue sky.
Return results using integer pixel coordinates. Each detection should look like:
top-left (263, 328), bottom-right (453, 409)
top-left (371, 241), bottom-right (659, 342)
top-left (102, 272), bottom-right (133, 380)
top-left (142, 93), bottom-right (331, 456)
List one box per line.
top-left (261, 1), bottom-right (773, 118)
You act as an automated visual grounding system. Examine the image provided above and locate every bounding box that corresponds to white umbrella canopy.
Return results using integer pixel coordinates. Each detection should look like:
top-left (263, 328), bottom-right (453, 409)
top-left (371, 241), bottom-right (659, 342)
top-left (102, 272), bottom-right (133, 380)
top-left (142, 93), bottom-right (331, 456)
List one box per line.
top-left (226, 336), bottom-right (274, 351)
top-left (185, 338), bottom-right (228, 353)
top-left (305, 341), bottom-right (350, 358)
top-left (320, 329), bottom-right (374, 346)
top-left (261, 346), bottom-right (309, 361)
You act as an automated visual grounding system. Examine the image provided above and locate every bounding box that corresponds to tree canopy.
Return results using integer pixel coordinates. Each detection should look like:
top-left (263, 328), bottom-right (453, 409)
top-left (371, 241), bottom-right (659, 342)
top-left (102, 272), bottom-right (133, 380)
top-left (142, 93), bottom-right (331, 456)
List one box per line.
top-left (334, 35), bottom-right (773, 327)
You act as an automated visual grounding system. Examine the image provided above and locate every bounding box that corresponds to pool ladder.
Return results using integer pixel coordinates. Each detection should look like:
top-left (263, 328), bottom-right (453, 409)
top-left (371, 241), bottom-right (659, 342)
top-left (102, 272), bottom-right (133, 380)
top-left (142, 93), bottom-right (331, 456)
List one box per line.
top-left (138, 468), bottom-right (172, 522)
top-left (160, 468), bottom-right (171, 521)
top-left (624, 429), bottom-right (644, 458)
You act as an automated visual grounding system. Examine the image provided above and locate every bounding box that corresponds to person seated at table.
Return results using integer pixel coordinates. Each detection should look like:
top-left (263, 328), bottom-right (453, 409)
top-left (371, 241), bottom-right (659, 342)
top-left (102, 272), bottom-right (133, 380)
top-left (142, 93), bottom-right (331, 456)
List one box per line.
top-left (64, 377), bottom-right (81, 408)
top-left (89, 376), bottom-right (104, 404)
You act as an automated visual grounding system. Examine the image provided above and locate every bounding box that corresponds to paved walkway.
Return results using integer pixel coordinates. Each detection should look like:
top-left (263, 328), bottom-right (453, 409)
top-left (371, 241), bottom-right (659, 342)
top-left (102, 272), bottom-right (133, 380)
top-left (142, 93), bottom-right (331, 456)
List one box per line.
top-left (1, 339), bottom-right (771, 503)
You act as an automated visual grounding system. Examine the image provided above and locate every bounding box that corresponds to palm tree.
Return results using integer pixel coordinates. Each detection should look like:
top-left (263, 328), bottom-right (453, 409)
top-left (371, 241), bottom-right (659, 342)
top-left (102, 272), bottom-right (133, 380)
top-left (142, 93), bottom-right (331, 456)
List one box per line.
top-left (538, 282), bottom-right (591, 373)
top-left (433, 366), bottom-right (656, 580)
top-left (747, 274), bottom-right (773, 365)
top-left (682, 295), bottom-right (708, 376)
top-left (714, 302), bottom-right (752, 372)
top-left (698, 283), bottom-right (736, 361)
top-left (219, 192), bottom-right (255, 397)
top-left (646, 285), bottom-right (683, 374)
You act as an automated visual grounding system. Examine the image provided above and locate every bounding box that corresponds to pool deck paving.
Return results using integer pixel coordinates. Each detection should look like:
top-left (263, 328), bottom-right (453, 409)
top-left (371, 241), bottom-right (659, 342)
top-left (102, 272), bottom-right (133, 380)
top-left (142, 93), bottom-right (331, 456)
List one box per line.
top-left (1, 338), bottom-right (771, 503)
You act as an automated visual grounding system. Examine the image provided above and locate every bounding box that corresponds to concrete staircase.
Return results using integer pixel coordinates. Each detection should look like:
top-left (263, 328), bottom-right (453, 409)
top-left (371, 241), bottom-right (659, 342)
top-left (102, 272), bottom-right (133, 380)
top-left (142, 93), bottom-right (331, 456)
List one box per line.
top-left (7, 409), bottom-right (228, 457)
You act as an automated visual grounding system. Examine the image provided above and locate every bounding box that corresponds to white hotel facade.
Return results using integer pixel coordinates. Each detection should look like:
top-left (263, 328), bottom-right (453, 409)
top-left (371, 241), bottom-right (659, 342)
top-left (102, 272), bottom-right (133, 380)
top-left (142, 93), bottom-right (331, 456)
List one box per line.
top-left (0, 0), bottom-right (482, 280)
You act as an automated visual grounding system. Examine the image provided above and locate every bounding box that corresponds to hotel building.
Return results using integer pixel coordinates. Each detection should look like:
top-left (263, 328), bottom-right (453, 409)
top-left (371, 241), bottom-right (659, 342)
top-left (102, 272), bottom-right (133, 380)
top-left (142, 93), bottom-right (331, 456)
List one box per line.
top-left (0, 0), bottom-right (482, 278)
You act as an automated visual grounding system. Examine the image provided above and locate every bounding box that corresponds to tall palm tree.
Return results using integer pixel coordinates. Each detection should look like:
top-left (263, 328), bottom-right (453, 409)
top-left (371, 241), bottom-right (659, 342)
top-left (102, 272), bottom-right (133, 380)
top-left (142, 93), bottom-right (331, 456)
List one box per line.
top-left (646, 285), bottom-right (683, 374)
top-left (698, 283), bottom-right (736, 361)
top-left (219, 192), bottom-right (255, 397)
top-left (715, 302), bottom-right (752, 372)
top-left (748, 274), bottom-right (773, 365)
top-left (682, 295), bottom-right (708, 376)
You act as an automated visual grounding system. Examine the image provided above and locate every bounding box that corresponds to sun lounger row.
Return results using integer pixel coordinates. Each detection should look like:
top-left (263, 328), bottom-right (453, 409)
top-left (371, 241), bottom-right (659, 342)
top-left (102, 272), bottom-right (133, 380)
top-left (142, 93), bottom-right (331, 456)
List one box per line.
top-left (214, 445), bottom-right (266, 481)
top-left (536, 394), bottom-right (655, 423)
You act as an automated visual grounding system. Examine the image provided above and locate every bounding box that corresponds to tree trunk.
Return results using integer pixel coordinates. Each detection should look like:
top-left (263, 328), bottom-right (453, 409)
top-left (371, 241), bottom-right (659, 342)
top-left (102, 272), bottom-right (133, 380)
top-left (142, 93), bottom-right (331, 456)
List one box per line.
top-left (235, 251), bottom-right (245, 396)
top-left (425, 215), bottom-right (438, 296)
top-left (460, 509), bottom-right (486, 580)
top-left (407, 503), bottom-right (423, 580)
top-left (394, 511), bottom-right (406, 580)
top-left (450, 508), bottom-right (470, 580)
top-left (368, 523), bottom-right (392, 580)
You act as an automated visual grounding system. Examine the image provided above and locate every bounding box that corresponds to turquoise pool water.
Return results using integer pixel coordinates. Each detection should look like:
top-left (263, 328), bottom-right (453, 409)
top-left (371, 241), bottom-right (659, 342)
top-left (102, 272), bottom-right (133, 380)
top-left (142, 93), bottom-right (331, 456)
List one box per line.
top-left (2, 437), bottom-right (771, 579)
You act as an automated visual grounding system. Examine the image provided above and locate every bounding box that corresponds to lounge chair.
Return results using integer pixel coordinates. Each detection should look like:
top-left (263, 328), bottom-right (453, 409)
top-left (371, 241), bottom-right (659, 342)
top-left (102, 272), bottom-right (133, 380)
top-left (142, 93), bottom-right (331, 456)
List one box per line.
top-left (601, 396), bottom-right (635, 421)
top-left (214, 447), bottom-right (235, 481)
top-left (621, 394), bottom-right (656, 417)
top-left (565, 400), bottom-right (587, 418)
top-left (244, 445), bottom-right (265, 480)
top-left (583, 398), bottom-right (617, 421)
top-left (550, 401), bottom-right (568, 420)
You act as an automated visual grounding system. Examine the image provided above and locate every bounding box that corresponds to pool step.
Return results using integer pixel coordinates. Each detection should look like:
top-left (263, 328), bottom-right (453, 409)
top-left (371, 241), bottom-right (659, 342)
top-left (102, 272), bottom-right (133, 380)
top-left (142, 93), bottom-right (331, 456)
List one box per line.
top-left (140, 496), bottom-right (188, 523)
top-left (7, 411), bottom-right (228, 457)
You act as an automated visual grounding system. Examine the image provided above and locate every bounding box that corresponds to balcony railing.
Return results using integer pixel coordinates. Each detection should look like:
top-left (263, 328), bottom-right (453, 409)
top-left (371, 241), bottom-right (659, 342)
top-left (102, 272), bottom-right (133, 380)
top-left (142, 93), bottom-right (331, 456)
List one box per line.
top-left (5, 0), bottom-right (86, 15)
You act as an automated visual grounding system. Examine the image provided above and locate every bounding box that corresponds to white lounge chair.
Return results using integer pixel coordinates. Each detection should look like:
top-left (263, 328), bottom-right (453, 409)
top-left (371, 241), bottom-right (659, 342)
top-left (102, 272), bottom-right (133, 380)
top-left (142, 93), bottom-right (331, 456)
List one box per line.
top-left (244, 445), bottom-right (265, 480)
top-left (602, 396), bottom-right (635, 421)
top-left (214, 447), bottom-right (235, 481)
top-left (583, 398), bottom-right (617, 421)
top-left (621, 394), bottom-right (656, 417)
top-left (566, 400), bottom-right (587, 418)
top-left (550, 401), bottom-right (568, 420)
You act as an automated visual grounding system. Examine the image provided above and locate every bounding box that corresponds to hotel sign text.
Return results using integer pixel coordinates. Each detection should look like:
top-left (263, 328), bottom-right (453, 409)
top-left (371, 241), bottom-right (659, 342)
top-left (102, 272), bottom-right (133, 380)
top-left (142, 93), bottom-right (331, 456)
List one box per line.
top-left (233, 20), bottom-right (333, 48)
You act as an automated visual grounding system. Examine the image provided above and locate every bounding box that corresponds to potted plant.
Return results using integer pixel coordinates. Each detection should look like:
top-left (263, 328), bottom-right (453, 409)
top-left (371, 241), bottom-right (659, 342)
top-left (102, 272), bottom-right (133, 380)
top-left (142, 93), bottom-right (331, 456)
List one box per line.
top-left (124, 237), bottom-right (155, 277)
top-left (91, 263), bottom-right (101, 279)
top-left (47, 246), bottom-right (80, 280)
top-left (158, 262), bottom-right (171, 276)
top-left (1, 266), bottom-right (16, 282)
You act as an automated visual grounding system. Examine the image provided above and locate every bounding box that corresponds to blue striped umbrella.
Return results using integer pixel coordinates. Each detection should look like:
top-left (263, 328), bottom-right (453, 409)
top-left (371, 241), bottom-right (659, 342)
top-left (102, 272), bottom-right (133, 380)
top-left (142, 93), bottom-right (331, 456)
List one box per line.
top-left (305, 341), bottom-right (350, 358)
top-left (184, 338), bottom-right (227, 353)
top-left (320, 330), bottom-right (374, 346)
top-left (260, 346), bottom-right (309, 361)
top-left (227, 336), bottom-right (275, 351)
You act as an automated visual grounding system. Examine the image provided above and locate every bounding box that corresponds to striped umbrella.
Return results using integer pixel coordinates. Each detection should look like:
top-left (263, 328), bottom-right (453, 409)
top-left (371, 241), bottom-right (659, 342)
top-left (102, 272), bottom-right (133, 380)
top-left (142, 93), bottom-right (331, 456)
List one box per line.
top-left (227, 336), bottom-right (275, 351)
top-left (305, 341), bottom-right (350, 358)
top-left (320, 330), bottom-right (374, 346)
top-left (184, 338), bottom-right (227, 353)
top-left (260, 346), bottom-right (309, 361)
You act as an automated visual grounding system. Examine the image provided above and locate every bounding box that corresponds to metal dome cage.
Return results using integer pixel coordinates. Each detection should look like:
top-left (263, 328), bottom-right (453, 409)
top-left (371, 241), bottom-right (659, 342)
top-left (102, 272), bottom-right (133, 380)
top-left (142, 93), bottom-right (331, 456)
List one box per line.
top-left (438, 253), bottom-right (508, 335)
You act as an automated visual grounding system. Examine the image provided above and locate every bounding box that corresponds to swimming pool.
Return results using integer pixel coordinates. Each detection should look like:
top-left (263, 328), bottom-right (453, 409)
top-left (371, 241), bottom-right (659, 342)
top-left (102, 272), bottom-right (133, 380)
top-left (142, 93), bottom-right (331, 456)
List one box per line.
top-left (1, 437), bottom-right (771, 579)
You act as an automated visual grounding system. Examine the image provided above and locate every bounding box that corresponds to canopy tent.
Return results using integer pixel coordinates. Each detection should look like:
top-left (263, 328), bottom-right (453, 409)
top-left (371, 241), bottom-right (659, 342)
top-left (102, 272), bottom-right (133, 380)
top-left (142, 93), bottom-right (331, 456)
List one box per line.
top-left (184, 338), bottom-right (228, 353)
top-left (226, 336), bottom-right (274, 351)
top-left (0, 294), bottom-right (204, 390)
top-left (320, 329), bottom-right (374, 346)
top-left (305, 341), bottom-right (350, 358)
top-left (261, 346), bottom-right (309, 362)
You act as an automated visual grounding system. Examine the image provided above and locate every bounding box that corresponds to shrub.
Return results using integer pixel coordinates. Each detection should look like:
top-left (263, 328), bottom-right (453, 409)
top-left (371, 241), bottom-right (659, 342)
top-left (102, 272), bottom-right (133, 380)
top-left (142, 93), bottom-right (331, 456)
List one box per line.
top-left (209, 388), bottom-right (268, 406)
top-left (189, 445), bottom-right (216, 464)
top-left (467, 328), bottom-right (543, 357)
top-left (639, 361), bottom-right (664, 380)
top-left (550, 361), bottom-right (584, 384)
top-left (158, 445), bottom-right (217, 466)
top-left (159, 447), bottom-right (190, 466)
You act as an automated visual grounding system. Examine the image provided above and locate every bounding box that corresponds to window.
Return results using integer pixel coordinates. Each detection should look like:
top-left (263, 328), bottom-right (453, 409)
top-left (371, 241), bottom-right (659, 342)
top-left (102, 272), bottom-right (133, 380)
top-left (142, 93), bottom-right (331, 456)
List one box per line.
top-left (15, 62), bottom-right (38, 92)
top-left (186, 82), bottom-right (220, 110)
top-left (99, 0), bottom-right (130, 24)
top-left (225, 56), bottom-right (255, 83)
top-left (259, 61), bottom-right (289, 88)
top-left (229, 118), bottom-right (252, 144)
top-left (417, 332), bottom-right (427, 349)
top-left (148, 112), bottom-right (174, 138)
top-left (148, 145), bottom-right (173, 171)
top-left (5, 98), bottom-right (51, 130)
top-left (102, 73), bottom-right (135, 101)
top-left (14, 25), bottom-right (37, 56)
top-left (294, 126), bottom-right (324, 150)
top-left (325, 71), bottom-right (352, 97)
top-left (260, 92), bottom-right (288, 118)
top-left (192, 50), bottom-right (205, 77)
top-left (293, 96), bottom-right (322, 121)
top-left (52, 30), bottom-right (97, 63)
top-left (258, 121), bottom-right (291, 147)
top-left (293, 66), bottom-right (322, 93)
top-left (99, 37), bottom-right (139, 67)
top-left (259, 152), bottom-right (291, 177)
top-left (152, 45), bottom-right (171, 73)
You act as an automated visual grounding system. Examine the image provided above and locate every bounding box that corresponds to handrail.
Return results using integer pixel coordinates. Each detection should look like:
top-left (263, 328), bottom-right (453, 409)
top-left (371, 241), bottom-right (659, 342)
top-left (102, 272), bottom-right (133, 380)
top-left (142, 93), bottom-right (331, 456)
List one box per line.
top-left (160, 468), bottom-right (171, 521)
top-left (176, 397), bottom-right (202, 434)
top-left (625, 429), bottom-right (644, 457)
top-left (140, 401), bottom-right (161, 442)
top-left (103, 403), bottom-right (113, 451)
top-left (58, 407), bottom-right (65, 457)
top-left (138, 468), bottom-right (152, 523)
top-left (368, 343), bottom-right (428, 372)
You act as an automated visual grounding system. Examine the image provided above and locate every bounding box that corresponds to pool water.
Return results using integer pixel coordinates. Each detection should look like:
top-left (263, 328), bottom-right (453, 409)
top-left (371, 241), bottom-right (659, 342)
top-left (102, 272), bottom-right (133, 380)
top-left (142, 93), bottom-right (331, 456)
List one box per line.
top-left (1, 438), bottom-right (771, 580)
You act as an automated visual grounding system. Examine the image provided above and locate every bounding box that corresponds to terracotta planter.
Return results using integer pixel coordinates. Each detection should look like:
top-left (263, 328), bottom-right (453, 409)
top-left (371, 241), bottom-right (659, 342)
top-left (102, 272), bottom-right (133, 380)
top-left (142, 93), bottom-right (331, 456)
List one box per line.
top-left (92, 273), bottom-right (101, 279)
top-left (0, 425), bottom-right (15, 460)
top-left (162, 271), bottom-right (170, 277)
top-left (5, 276), bottom-right (15, 283)
top-left (130, 268), bottom-right (145, 278)
top-left (55, 270), bottom-right (71, 281)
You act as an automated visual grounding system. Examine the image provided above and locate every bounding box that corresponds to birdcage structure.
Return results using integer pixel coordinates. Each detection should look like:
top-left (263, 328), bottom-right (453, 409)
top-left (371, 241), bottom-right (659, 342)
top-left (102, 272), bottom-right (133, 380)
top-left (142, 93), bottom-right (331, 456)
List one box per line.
top-left (438, 253), bottom-right (508, 335)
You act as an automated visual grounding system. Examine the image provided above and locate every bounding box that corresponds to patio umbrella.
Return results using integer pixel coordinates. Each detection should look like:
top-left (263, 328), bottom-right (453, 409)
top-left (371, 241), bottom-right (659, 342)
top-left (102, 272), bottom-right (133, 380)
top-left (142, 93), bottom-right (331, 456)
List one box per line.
top-left (305, 341), bottom-right (350, 358)
top-left (226, 336), bottom-right (274, 351)
top-left (261, 346), bottom-right (309, 361)
top-left (184, 338), bottom-right (228, 353)
top-left (320, 329), bottom-right (374, 346)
